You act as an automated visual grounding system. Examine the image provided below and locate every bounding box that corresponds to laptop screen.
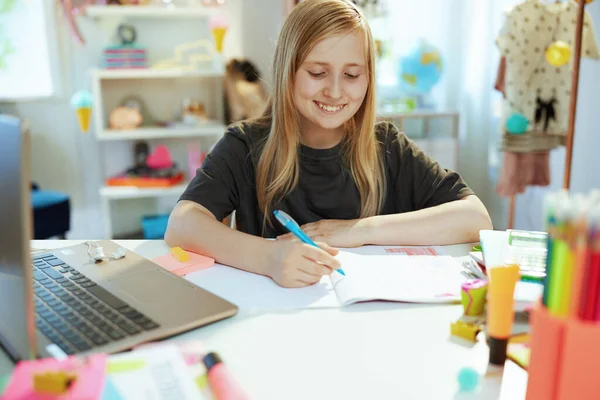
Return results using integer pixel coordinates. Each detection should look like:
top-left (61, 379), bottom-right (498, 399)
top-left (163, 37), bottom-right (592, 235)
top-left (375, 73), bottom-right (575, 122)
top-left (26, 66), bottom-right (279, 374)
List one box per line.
top-left (0, 115), bottom-right (36, 360)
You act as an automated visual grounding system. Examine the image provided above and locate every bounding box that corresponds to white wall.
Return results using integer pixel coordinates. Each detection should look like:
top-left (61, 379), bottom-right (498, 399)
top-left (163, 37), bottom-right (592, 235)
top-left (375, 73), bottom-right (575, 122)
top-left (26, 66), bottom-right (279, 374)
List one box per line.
top-left (512, 1), bottom-right (600, 231)
top-left (1, 0), bottom-right (285, 239)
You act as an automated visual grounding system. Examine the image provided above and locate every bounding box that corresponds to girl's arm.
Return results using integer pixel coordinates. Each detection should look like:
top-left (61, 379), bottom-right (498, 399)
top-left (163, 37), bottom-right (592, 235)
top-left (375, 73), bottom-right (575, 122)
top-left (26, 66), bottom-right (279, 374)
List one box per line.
top-left (165, 200), bottom-right (271, 275)
top-left (165, 200), bottom-right (341, 287)
top-left (284, 195), bottom-right (492, 247)
top-left (358, 195), bottom-right (492, 246)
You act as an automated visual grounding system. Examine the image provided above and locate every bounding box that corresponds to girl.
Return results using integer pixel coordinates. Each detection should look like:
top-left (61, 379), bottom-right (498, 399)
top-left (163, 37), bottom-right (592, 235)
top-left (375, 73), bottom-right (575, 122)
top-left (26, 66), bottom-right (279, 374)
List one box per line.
top-left (166, 0), bottom-right (492, 288)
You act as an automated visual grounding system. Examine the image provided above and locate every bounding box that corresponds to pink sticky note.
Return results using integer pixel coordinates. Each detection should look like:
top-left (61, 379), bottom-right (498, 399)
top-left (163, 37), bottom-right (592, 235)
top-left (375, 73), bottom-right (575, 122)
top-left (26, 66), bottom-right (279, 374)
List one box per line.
top-left (151, 251), bottom-right (214, 276)
top-left (2, 354), bottom-right (107, 400)
top-left (384, 247), bottom-right (438, 255)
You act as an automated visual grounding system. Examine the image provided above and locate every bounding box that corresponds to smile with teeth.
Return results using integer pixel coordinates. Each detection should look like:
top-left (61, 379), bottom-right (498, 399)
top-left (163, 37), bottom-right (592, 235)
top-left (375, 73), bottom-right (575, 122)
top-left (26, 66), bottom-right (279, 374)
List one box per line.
top-left (315, 101), bottom-right (347, 113)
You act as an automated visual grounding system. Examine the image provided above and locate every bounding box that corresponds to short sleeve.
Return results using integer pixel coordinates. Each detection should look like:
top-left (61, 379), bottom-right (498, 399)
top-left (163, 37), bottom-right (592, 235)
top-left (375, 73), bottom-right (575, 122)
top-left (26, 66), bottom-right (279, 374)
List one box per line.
top-left (583, 12), bottom-right (600, 60)
top-left (178, 127), bottom-right (248, 221)
top-left (496, 9), bottom-right (517, 57)
top-left (385, 123), bottom-right (474, 211)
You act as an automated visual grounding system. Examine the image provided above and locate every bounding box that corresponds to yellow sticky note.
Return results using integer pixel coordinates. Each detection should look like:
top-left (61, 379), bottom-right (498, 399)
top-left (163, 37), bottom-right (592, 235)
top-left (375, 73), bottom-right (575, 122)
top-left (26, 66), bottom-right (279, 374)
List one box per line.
top-left (195, 374), bottom-right (208, 390)
top-left (107, 359), bottom-right (146, 374)
top-left (170, 246), bottom-right (190, 262)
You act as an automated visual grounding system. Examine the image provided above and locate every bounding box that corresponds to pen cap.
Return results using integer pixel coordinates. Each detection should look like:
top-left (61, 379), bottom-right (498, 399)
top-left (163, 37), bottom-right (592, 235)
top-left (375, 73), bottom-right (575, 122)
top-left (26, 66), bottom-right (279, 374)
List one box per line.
top-left (203, 352), bottom-right (223, 372)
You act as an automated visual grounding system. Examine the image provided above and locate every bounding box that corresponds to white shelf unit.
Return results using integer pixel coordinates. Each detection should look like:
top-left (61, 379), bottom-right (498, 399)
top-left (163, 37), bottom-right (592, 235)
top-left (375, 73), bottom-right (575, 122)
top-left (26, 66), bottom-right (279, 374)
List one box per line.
top-left (91, 23), bottom-right (226, 238)
top-left (93, 68), bottom-right (224, 80)
top-left (99, 184), bottom-right (188, 200)
top-left (85, 5), bottom-right (220, 19)
top-left (377, 111), bottom-right (460, 171)
top-left (96, 124), bottom-right (226, 141)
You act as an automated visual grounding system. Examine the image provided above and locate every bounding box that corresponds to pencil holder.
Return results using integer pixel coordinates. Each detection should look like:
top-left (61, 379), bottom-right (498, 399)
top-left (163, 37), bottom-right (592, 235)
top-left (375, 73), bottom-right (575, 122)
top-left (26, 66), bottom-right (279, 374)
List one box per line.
top-left (525, 305), bottom-right (600, 400)
top-left (525, 305), bottom-right (565, 400)
top-left (556, 317), bottom-right (600, 400)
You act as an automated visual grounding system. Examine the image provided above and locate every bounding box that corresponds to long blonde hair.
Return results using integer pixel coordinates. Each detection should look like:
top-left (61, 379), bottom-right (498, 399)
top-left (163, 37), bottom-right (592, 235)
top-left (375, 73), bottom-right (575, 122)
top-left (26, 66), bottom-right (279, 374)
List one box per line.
top-left (255, 0), bottom-right (386, 226)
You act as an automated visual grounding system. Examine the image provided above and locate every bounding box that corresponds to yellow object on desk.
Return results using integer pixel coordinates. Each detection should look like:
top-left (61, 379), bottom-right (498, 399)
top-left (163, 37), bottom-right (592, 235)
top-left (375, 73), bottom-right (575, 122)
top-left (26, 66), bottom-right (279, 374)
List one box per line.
top-left (170, 246), bottom-right (190, 262)
top-left (33, 371), bottom-right (76, 395)
top-left (450, 320), bottom-right (482, 342)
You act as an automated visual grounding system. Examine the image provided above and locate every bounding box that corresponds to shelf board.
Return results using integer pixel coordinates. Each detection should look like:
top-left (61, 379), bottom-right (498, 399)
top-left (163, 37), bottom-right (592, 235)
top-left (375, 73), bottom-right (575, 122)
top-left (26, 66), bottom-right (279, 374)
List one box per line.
top-left (84, 5), bottom-right (219, 18)
top-left (93, 68), bottom-right (224, 80)
top-left (96, 124), bottom-right (226, 141)
top-left (100, 184), bottom-right (188, 200)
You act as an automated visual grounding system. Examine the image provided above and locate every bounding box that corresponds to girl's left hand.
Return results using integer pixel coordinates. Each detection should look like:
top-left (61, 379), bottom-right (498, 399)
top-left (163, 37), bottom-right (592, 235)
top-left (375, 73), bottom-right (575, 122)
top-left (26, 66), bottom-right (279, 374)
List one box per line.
top-left (277, 219), bottom-right (368, 248)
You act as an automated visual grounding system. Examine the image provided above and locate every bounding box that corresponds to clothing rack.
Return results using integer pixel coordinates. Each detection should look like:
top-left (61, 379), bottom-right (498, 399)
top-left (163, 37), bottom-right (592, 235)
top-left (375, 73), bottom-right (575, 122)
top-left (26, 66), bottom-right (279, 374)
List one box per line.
top-left (563, 0), bottom-right (586, 190)
top-left (507, 0), bottom-right (587, 230)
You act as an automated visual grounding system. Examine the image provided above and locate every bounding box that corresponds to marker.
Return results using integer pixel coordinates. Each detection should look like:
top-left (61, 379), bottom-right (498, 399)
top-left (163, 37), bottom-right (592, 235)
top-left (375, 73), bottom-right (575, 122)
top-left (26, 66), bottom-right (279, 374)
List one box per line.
top-left (273, 209), bottom-right (345, 276)
top-left (487, 264), bottom-right (520, 365)
top-left (203, 352), bottom-right (250, 400)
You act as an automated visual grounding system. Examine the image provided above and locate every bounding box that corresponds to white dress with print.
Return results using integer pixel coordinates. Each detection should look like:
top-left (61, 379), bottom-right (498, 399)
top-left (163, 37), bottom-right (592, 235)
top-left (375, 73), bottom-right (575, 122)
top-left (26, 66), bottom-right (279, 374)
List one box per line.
top-left (496, 0), bottom-right (599, 147)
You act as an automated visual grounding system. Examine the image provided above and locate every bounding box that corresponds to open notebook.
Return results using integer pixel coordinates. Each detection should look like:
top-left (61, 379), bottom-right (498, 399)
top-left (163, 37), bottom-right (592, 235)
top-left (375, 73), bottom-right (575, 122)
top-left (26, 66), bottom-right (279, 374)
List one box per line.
top-left (186, 250), bottom-right (466, 310)
top-left (331, 251), bottom-right (465, 306)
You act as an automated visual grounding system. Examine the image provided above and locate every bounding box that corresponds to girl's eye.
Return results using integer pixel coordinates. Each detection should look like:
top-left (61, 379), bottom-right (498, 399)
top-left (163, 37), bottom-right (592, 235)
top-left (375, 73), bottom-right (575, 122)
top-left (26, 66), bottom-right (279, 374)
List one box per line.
top-left (345, 73), bottom-right (360, 80)
top-left (308, 71), bottom-right (325, 78)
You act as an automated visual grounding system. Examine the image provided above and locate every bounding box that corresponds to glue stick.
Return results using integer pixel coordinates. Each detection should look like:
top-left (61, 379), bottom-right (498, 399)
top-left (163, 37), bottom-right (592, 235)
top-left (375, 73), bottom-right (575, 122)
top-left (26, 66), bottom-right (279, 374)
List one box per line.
top-left (487, 263), bottom-right (520, 365)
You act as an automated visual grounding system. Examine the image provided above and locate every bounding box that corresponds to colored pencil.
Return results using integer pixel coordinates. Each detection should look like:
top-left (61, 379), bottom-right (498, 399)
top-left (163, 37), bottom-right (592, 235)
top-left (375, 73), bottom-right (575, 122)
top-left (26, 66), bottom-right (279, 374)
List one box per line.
top-left (569, 221), bottom-right (590, 318)
top-left (581, 225), bottom-right (600, 321)
top-left (542, 193), bottom-right (559, 307)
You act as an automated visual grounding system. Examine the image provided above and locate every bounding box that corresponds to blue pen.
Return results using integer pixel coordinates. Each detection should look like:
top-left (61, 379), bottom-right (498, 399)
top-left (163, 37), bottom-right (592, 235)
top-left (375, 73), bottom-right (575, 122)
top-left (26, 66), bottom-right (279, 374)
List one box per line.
top-left (273, 209), bottom-right (345, 276)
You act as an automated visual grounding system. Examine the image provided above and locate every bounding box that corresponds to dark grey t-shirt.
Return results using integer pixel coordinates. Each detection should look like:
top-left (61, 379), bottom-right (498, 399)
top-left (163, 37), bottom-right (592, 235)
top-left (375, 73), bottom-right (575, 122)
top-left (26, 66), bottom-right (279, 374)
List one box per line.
top-left (179, 120), bottom-right (474, 238)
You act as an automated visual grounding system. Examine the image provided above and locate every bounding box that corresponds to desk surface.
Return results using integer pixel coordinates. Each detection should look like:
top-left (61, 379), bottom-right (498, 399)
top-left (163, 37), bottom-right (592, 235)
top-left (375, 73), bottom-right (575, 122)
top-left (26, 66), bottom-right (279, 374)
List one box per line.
top-left (1, 240), bottom-right (528, 400)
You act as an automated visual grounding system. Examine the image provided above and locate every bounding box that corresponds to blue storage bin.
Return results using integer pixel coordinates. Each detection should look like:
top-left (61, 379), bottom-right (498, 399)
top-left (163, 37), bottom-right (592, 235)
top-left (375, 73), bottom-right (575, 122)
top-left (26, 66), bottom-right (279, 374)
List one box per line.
top-left (141, 214), bottom-right (170, 239)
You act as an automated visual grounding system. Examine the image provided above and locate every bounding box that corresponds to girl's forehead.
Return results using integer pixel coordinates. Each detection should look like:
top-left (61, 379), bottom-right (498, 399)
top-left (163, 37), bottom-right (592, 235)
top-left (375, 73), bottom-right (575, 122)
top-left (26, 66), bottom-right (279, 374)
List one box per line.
top-left (304, 32), bottom-right (367, 66)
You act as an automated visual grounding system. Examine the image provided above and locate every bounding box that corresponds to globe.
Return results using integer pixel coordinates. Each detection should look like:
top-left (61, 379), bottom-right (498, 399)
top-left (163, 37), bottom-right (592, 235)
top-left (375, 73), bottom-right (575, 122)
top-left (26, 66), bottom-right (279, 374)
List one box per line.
top-left (398, 40), bottom-right (443, 96)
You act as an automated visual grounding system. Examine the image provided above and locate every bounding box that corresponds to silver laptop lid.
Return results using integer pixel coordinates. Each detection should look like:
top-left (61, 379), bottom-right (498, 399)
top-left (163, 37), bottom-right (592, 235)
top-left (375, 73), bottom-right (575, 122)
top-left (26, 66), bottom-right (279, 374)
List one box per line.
top-left (0, 115), bottom-right (37, 360)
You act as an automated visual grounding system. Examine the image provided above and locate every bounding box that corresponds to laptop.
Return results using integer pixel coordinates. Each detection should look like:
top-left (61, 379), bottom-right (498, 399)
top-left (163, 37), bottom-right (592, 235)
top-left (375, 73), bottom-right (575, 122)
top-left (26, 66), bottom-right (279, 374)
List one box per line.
top-left (0, 115), bottom-right (238, 361)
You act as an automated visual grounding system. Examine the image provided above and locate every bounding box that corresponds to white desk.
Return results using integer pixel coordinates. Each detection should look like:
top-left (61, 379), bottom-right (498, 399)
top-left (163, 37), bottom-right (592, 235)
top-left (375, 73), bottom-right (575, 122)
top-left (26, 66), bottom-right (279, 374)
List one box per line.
top-left (1, 240), bottom-right (528, 399)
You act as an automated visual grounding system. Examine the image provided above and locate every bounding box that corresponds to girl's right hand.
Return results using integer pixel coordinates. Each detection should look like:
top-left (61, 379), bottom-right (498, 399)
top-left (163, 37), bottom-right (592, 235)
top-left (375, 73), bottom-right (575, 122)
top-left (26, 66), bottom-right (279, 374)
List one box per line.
top-left (265, 240), bottom-right (341, 288)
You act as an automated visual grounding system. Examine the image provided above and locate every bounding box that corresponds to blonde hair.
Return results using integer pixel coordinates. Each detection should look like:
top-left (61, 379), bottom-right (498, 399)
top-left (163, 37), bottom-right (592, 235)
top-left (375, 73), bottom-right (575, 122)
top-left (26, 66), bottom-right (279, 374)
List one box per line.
top-left (255, 0), bottom-right (385, 227)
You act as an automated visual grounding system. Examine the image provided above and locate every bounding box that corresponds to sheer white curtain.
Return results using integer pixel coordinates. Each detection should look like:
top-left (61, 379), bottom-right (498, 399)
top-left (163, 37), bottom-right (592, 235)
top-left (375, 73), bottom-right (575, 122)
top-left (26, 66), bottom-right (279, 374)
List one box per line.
top-left (373, 0), bottom-right (524, 228)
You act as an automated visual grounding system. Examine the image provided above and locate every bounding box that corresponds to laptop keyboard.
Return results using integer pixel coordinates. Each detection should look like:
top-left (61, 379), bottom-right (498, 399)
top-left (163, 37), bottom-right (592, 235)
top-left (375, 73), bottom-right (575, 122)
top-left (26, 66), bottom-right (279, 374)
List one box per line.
top-left (32, 254), bottom-right (160, 355)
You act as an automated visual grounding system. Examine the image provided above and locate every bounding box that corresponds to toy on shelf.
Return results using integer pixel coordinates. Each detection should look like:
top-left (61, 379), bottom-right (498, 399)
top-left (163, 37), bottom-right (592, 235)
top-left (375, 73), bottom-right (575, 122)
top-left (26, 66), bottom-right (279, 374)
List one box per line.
top-left (109, 106), bottom-right (143, 130)
top-left (209, 15), bottom-right (228, 54)
top-left (109, 95), bottom-right (150, 130)
top-left (224, 59), bottom-right (268, 124)
top-left (70, 90), bottom-right (93, 133)
top-left (182, 98), bottom-right (208, 125)
top-left (146, 144), bottom-right (173, 169)
top-left (106, 142), bottom-right (185, 187)
top-left (103, 24), bottom-right (147, 70)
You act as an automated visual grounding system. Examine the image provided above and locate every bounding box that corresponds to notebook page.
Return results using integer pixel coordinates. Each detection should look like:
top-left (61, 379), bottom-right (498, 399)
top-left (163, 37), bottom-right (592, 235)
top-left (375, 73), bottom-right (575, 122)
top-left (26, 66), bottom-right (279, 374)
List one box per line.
top-left (185, 265), bottom-right (341, 311)
top-left (331, 252), bottom-right (465, 306)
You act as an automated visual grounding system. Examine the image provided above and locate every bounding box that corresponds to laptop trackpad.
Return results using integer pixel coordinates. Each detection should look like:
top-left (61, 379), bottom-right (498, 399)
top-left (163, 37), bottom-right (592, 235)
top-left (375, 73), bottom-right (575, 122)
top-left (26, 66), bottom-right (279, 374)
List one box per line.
top-left (110, 270), bottom-right (198, 305)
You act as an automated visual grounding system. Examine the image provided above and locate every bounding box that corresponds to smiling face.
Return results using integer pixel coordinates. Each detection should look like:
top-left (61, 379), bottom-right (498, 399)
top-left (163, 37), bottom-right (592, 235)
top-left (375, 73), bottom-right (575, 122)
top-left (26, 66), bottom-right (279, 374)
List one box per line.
top-left (293, 32), bottom-right (369, 139)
